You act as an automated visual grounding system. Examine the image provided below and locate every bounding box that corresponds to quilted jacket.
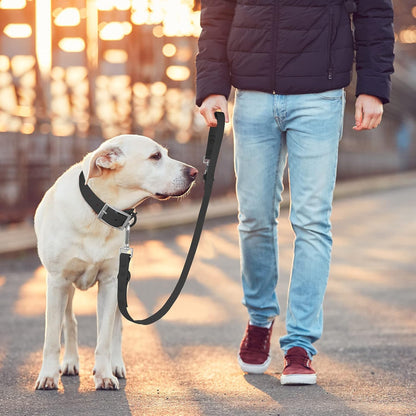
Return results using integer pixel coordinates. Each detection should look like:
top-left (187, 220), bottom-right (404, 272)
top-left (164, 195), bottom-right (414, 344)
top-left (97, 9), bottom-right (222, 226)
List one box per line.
top-left (196, 0), bottom-right (394, 106)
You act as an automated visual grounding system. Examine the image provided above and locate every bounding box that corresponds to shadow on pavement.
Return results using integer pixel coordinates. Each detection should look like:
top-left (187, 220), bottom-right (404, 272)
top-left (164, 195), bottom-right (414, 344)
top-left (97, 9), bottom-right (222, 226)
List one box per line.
top-left (244, 374), bottom-right (365, 416)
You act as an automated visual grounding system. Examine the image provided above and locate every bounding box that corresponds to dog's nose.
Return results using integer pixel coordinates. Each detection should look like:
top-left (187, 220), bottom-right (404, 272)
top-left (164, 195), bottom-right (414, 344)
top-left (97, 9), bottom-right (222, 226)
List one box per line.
top-left (187, 166), bottom-right (198, 181)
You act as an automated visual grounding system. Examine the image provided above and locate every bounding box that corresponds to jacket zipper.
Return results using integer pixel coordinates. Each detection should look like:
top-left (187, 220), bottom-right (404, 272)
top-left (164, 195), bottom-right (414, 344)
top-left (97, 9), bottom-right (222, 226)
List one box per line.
top-left (272, 0), bottom-right (279, 93)
top-left (328, 5), bottom-right (334, 80)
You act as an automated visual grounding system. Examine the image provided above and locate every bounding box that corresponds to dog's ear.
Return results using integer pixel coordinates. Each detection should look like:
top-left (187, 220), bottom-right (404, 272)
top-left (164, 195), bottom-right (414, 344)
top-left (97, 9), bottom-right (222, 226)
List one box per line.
top-left (84, 146), bottom-right (126, 183)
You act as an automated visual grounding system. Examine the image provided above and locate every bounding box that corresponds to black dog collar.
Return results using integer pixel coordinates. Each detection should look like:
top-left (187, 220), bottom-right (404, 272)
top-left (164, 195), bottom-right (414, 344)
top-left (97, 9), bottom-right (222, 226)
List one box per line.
top-left (79, 171), bottom-right (136, 229)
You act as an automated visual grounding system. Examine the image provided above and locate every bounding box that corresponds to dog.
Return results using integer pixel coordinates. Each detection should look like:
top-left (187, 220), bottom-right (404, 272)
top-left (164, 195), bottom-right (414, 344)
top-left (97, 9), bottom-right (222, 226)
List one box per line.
top-left (34, 134), bottom-right (197, 390)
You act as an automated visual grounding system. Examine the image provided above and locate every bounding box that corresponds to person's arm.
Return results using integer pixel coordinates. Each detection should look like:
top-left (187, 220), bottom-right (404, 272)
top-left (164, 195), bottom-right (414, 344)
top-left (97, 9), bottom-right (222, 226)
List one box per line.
top-left (352, 0), bottom-right (394, 130)
top-left (196, 0), bottom-right (236, 125)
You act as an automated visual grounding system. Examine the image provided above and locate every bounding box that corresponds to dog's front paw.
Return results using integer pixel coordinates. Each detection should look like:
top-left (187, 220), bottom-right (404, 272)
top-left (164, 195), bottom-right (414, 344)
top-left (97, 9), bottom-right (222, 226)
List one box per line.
top-left (35, 372), bottom-right (59, 390)
top-left (94, 372), bottom-right (120, 390)
top-left (112, 359), bottom-right (126, 379)
top-left (61, 356), bottom-right (79, 376)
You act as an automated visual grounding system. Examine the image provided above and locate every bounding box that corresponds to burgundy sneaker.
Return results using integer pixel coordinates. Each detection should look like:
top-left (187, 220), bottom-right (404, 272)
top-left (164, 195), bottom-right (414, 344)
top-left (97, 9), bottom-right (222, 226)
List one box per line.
top-left (238, 321), bottom-right (274, 374)
top-left (280, 346), bottom-right (317, 385)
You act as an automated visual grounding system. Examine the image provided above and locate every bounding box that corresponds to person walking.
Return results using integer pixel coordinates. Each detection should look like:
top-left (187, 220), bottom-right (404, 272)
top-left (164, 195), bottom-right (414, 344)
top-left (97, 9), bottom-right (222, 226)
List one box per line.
top-left (196, 0), bottom-right (394, 385)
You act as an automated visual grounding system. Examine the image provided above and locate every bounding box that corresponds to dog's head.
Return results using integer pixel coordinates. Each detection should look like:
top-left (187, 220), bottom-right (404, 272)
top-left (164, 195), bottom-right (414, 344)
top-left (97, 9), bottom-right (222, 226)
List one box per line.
top-left (82, 134), bottom-right (198, 207)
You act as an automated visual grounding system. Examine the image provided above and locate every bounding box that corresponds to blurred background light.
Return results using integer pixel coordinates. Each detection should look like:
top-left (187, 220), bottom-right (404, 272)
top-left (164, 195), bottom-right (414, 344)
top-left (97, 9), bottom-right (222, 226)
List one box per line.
top-left (162, 43), bottom-right (176, 57)
top-left (0, 0), bottom-right (26, 9)
top-left (115, 0), bottom-right (131, 11)
top-left (152, 26), bottom-right (164, 38)
top-left (99, 22), bottom-right (130, 41)
top-left (151, 82), bottom-right (167, 96)
top-left (0, 56), bottom-right (10, 71)
top-left (399, 26), bottom-right (416, 43)
top-left (3, 24), bottom-right (32, 39)
top-left (166, 65), bottom-right (190, 81)
top-left (96, 0), bottom-right (114, 11)
top-left (103, 49), bottom-right (128, 64)
top-left (96, 0), bottom-right (131, 11)
top-left (54, 7), bottom-right (81, 27)
top-left (0, 0), bottom-right (415, 226)
top-left (58, 37), bottom-right (86, 53)
top-left (36, 0), bottom-right (51, 78)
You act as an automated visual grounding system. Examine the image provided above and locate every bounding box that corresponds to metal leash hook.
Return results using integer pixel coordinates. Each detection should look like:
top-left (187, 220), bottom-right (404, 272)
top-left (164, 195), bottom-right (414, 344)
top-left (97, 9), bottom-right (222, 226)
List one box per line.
top-left (120, 224), bottom-right (133, 257)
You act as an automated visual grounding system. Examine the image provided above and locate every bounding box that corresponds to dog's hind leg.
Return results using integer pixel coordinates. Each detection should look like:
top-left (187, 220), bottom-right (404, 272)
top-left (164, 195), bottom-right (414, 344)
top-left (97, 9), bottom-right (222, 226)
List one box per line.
top-left (61, 284), bottom-right (80, 376)
top-left (35, 274), bottom-right (69, 390)
top-left (111, 308), bottom-right (126, 378)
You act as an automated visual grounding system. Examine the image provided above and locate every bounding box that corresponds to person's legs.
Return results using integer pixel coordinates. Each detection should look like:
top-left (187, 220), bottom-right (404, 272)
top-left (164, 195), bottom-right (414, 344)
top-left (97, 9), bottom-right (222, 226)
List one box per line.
top-left (233, 89), bottom-right (287, 328)
top-left (279, 89), bottom-right (345, 358)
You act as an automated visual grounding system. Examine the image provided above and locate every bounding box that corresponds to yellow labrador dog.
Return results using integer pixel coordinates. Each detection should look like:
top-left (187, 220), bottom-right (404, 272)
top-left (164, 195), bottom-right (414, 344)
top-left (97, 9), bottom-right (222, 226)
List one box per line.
top-left (35, 134), bottom-right (197, 390)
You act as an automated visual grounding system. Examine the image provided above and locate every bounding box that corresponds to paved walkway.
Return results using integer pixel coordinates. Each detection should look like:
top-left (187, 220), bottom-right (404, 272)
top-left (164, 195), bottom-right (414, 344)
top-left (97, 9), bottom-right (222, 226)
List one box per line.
top-left (0, 173), bottom-right (415, 415)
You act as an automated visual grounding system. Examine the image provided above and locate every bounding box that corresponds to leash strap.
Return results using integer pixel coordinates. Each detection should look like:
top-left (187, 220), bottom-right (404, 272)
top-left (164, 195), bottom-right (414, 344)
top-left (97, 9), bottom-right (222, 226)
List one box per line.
top-left (117, 112), bottom-right (225, 325)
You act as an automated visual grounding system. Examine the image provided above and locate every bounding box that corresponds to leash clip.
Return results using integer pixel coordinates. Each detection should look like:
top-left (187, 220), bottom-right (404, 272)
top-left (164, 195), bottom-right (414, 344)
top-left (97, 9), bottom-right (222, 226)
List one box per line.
top-left (120, 224), bottom-right (133, 256)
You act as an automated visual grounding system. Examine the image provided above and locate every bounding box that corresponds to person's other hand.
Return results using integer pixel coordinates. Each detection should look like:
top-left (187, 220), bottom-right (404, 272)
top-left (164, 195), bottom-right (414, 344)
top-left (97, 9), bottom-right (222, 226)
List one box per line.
top-left (353, 94), bottom-right (383, 131)
top-left (199, 94), bottom-right (229, 127)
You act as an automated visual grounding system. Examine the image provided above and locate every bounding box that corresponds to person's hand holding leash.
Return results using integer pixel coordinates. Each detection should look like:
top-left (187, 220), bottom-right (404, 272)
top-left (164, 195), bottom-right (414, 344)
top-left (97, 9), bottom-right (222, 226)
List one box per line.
top-left (353, 94), bottom-right (383, 131)
top-left (200, 94), bottom-right (229, 127)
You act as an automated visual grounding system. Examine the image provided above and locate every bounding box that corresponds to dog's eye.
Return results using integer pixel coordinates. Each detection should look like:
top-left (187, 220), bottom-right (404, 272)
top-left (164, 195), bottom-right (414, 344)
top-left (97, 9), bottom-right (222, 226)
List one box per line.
top-left (149, 151), bottom-right (162, 161)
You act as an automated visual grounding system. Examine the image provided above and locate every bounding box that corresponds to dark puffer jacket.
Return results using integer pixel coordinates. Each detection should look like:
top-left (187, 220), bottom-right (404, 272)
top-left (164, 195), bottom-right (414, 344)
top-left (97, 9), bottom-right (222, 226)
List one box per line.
top-left (196, 0), bottom-right (394, 106)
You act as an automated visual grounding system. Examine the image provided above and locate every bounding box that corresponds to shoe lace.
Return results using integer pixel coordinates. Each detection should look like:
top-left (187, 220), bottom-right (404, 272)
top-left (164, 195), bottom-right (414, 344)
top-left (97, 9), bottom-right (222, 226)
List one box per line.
top-left (285, 350), bottom-right (311, 368)
top-left (243, 326), bottom-right (271, 352)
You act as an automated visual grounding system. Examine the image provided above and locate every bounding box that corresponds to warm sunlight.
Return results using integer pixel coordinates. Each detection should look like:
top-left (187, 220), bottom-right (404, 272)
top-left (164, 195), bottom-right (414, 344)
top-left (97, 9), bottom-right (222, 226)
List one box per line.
top-left (2, 0), bottom-right (204, 138)
top-left (35, 0), bottom-right (51, 78)
top-left (54, 7), bottom-right (81, 27)
top-left (151, 81), bottom-right (167, 96)
top-left (58, 37), bottom-right (85, 53)
top-left (3, 24), bottom-right (32, 39)
top-left (26, 0), bottom-right (200, 82)
top-left (103, 49), bottom-right (128, 64)
top-left (0, 0), bottom-right (26, 9)
top-left (399, 27), bottom-right (416, 43)
top-left (97, 0), bottom-right (131, 11)
top-left (99, 21), bottom-right (131, 41)
top-left (162, 43), bottom-right (176, 57)
top-left (130, 0), bottom-right (201, 37)
top-left (0, 55), bottom-right (9, 71)
top-left (14, 266), bottom-right (45, 316)
top-left (166, 65), bottom-right (191, 81)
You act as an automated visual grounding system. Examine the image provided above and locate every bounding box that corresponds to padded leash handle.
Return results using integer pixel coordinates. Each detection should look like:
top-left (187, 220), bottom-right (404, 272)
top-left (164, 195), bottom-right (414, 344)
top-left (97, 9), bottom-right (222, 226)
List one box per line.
top-left (117, 112), bottom-right (225, 325)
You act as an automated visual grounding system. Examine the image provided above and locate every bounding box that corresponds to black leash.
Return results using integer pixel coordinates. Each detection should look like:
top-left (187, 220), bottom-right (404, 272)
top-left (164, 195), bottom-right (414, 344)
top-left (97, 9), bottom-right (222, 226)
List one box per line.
top-left (117, 112), bottom-right (225, 325)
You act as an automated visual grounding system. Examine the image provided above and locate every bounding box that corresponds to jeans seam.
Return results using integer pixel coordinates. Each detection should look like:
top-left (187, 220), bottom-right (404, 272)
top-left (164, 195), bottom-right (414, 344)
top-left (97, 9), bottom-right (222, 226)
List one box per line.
top-left (339, 90), bottom-right (346, 141)
top-left (270, 135), bottom-right (284, 322)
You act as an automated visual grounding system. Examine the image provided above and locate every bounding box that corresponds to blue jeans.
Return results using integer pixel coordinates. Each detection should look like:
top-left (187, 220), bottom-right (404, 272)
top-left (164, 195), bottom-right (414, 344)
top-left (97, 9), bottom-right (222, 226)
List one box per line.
top-left (233, 89), bottom-right (345, 357)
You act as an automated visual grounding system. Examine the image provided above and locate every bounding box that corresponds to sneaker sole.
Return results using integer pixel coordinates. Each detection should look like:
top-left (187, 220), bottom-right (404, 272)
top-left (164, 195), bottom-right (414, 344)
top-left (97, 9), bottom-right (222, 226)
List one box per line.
top-left (280, 373), bottom-right (317, 385)
top-left (238, 355), bottom-right (271, 374)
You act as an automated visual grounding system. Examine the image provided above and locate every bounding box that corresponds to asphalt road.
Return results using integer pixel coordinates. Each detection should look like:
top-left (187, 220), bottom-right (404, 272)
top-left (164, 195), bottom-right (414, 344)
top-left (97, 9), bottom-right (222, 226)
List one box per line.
top-left (0, 184), bottom-right (415, 416)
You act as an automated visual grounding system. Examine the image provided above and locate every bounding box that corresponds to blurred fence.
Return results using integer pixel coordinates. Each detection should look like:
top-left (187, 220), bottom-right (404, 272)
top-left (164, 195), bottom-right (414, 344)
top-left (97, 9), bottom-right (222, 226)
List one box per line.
top-left (0, 1), bottom-right (415, 224)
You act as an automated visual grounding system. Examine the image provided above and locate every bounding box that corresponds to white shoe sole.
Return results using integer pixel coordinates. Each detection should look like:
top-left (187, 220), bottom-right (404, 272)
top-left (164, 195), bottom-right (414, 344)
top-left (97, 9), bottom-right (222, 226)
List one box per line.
top-left (238, 355), bottom-right (271, 374)
top-left (280, 373), bottom-right (317, 385)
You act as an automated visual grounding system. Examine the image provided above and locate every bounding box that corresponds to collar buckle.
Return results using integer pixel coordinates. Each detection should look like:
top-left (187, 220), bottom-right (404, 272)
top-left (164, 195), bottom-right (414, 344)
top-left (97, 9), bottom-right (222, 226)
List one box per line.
top-left (98, 203), bottom-right (134, 229)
